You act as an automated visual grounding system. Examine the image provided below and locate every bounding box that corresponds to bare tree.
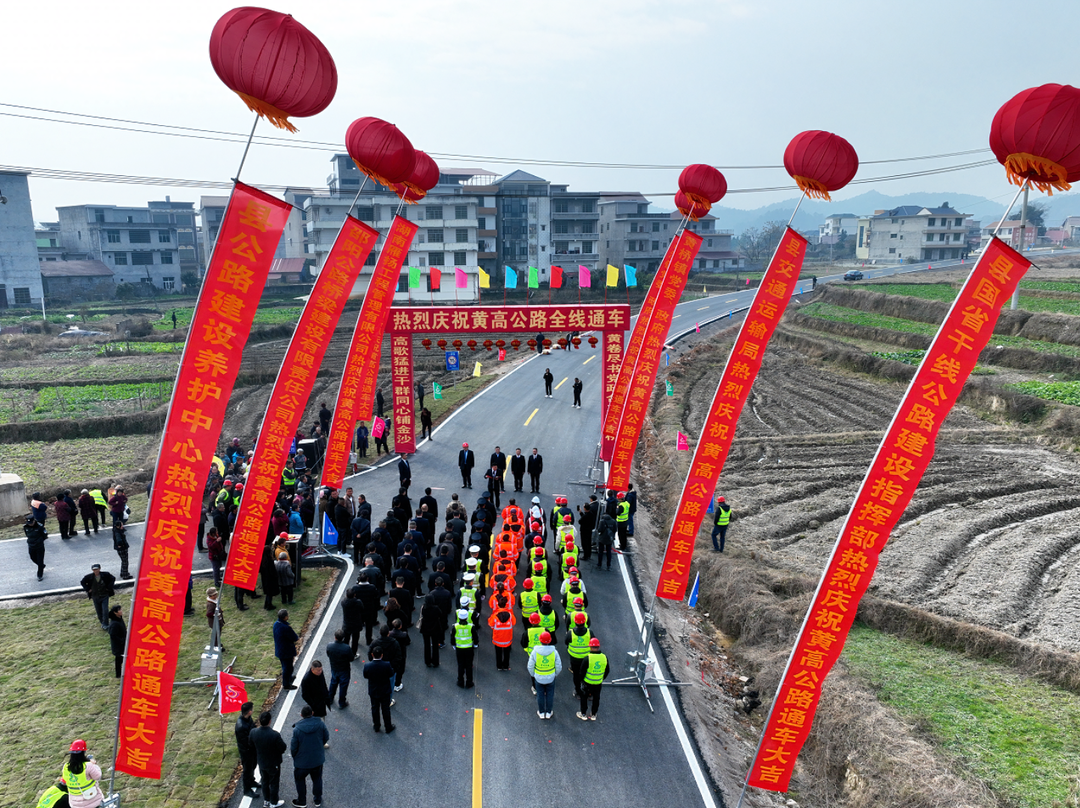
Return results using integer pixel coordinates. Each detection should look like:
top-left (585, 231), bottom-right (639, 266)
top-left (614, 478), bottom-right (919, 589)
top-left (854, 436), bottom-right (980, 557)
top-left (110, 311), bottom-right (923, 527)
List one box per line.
top-left (738, 221), bottom-right (787, 265)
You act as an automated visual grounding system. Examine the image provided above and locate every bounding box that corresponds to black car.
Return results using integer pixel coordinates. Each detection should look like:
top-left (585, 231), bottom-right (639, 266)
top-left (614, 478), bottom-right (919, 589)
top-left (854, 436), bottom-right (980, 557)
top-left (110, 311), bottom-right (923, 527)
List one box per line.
top-left (843, 270), bottom-right (864, 281)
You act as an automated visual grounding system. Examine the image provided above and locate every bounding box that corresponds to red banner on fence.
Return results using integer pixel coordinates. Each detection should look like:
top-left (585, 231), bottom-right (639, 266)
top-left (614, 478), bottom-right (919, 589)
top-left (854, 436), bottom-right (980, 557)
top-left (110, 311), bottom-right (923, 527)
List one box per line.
top-left (606, 230), bottom-right (702, 489)
top-left (600, 231), bottom-right (701, 462)
top-left (322, 215), bottom-right (418, 490)
top-left (116, 182), bottom-right (289, 779)
top-left (390, 334), bottom-right (415, 452)
top-left (747, 237), bottom-right (1030, 792)
top-left (225, 216), bottom-right (376, 588)
top-left (657, 228), bottom-right (807, 601)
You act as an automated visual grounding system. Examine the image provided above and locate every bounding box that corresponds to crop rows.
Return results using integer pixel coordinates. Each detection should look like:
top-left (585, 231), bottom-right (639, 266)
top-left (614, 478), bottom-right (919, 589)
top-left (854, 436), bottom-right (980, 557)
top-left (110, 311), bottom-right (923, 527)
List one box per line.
top-left (1007, 381), bottom-right (1080, 407)
top-left (870, 349), bottom-right (927, 365)
top-left (872, 282), bottom-right (1080, 316)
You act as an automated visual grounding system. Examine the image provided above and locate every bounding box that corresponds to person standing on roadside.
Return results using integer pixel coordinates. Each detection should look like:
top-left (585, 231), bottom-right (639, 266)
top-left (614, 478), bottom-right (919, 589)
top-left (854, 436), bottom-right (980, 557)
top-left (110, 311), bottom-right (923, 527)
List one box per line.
top-left (291, 704), bottom-right (329, 808)
top-left (77, 489), bottom-right (98, 536)
top-left (578, 637), bottom-right (610, 721)
top-left (108, 486), bottom-right (128, 525)
top-left (420, 407), bottom-right (433, 441)
top-left (274, 609), bottom-right (299, 690)
top-left (54, 496), bottom-right (74, 541)
top-left (89, 487), bottom-right (108, 527)
top-left (107, 604), bottom-right (126, 679)
top-left (24, 515), bottom-right (47, 581)
top-left (527, 448), bottom-right (543, 494)
top-left (234, 702), bottom-right (260, 798)
top-left (712, 496), bottom-right (731, 552)
top-left (458, 442), bottom-right (475, 489)
top-left (80, 564), bottom-right (115, 630)
top-left (543, 368), bottom-right (554, 398)
top-left (572, 378), bottom-right (583, 408)
top-left (113, 520), bottom-right (132, 580)
top-left (250, 711), bottom-right (286, 808)
top-left (62, 490), bottom-right (78, 538)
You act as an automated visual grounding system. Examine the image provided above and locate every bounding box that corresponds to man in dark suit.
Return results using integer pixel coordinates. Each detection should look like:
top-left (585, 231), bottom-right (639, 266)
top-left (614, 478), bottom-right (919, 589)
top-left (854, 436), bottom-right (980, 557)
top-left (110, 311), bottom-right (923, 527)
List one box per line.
top-left (419, 487), bottom-right (439, 518)
top-left (484, 465), bottom-right (502, 509)
top-left (489, 446), bottom-right (507, 492)
top-left (510, 448), bottom-right (527, 492)
top-left (527, 448), bottom-right (544, 494)
top-left (458, 442), bottom-right (475, 488)
top-left (398, 454), bottom-right (412, 492)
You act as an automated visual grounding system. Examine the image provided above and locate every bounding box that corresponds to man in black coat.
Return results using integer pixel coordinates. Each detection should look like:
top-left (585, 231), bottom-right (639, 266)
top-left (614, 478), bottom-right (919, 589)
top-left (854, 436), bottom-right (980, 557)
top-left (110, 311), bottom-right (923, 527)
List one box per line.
top-left (234, 702), bottom-right (259, 797)
top-left (107, 604), bottom-right (126, 678)
top-left (352, 575), bottom-right (383, 645)
top-left (527, 448), bottom-right (544, 494)
top-left (458, 442), bottom-right (475, 488)
top-left (363, 648), bottom-right (396, 733)
top-left (489, 446), bottom-right (507, 492)
top-left (419, 488), bottom-right (439, 519)
top-left (250, 710), bottom-right (286, 808)
top-left (510, 448), bottom-right (527, 493)
top-left (350, 514), bottom-right (371, 565)
top-left (420, 591), bottom-right (448, 667)
top-left (357, 493), bottom-right (372, 522)
top-left (484, 466), bottom-right (502, 508)
top-left (375, 388), bottom-right (385, 418)
top-left (300, 660), bottom-right (331, 717)
top-left (80, 563), bottom-right (116, 630)
top-left (326, 629), bottom-right (354, 708)
top-left (341, 589), bottom-right (365, 657)
top-left (397, 454), bottom-right (412, 493)
top-left (359, 554), bottom-right (386, 594)
top-left (577, 495), bottom-right (599, 561)
top-left (24, 515), bottom-right (47, 581)
top-left (369, 625), bottom-right (402, 688)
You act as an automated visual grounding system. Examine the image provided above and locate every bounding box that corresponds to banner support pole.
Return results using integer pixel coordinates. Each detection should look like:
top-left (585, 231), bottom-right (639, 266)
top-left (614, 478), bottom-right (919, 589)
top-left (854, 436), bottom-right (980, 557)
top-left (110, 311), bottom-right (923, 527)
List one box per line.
top-left (233, 116), bottom-right (260, 183)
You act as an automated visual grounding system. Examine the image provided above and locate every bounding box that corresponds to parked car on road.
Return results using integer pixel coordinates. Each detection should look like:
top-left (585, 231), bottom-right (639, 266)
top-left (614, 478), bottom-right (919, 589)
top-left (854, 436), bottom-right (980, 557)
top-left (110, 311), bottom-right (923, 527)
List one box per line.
top-left (843, 270), bottom-right (864, 281)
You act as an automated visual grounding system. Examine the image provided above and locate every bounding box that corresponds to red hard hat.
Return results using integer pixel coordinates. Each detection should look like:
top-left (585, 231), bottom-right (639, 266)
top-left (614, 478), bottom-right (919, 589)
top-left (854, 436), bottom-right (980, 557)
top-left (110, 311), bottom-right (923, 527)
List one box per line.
top-left (531, 520), bottom-right (542, 530)
top-left (533, 563), bottom-right (543, 572)
top-left (533, 537), bottom-right (543, 546)
top-left (529, 612), bottom-right (541, 625)
top-left (70, 739), bottom-right (87, 752)
top-left (718, 496), bottom-right (726, 503)
top-left (223, 479), bottom-right (234, 486)
top-left (575, 612), bottom-right (586, 624)
top-left (589, 638), bottom-right (600, 649)
top-left (535, 548), bottom-right (544, 558)
top-left (617, 491), bottom-right (625, 499)
top-left (569, 567), bottom-right (579, 575)
top-left (523, 578), bottom-right (534, 590)
top-left (278, 532), bottom-right (289, 539)
top-left (235, 483), bottom-right (244, 491)
top-left (542, 594), bottom-right (552, 602)
top-left (562, 514), bottom-right (571, 523)
top-left (569, 576), bottom-right (579, 584)
top-left (463, 442), bottom-right (469, 449)
top-left (566, 541), bottom-right (575, 550)
top-left (540, 631), bottom-right (552, 644)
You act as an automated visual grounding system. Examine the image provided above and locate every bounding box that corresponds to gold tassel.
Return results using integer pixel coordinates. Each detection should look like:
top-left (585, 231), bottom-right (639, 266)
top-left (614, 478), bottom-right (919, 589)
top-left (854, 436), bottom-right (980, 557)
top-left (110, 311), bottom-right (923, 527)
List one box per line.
top-left (682, 191), bottom-right (713, 212)
top-left (235, 92), bottom-right (298, 133)
top-left (1004, 152), bottom-right (1072, 195)
top-left (793, 175), bottom-right (832, 201)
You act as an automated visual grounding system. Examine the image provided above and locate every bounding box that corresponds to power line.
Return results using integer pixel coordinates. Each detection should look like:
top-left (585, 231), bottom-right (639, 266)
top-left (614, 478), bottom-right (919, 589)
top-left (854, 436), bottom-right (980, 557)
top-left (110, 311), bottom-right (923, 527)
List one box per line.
top-left (0, 101), bottom-right (994, 171)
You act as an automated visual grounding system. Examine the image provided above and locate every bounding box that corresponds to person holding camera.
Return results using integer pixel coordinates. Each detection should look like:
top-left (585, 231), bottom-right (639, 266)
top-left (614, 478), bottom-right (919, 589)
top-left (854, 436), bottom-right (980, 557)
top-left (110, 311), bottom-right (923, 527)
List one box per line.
top-left (61, 740), bottom-right (103, 808)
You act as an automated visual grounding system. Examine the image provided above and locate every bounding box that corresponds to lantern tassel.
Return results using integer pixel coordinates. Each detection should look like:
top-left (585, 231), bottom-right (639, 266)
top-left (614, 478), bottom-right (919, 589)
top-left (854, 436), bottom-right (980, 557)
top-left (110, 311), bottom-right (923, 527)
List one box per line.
top-left (792, 175), bottom-right (832, 201)
top-left (234, 92), bottom-right (298, 133)
top-left (682, 192), bottom-right (713, 214)
top-left (1003, 152), bottom-right (1072, 195)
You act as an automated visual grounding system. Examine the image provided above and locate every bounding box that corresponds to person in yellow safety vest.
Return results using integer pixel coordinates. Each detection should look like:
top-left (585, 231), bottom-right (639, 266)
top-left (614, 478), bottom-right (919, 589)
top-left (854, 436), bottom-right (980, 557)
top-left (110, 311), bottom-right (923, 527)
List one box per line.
top-left (532, 548), bottom-right (551, 580)
top-left (452, 608), bottom-right (478, 688)
top-left (61, 739), bottom-right (103, 808)
top-left (527, 630), bottom-right (562, 719)
top-left (232, 482), bottom-right (245, 511)
top-left (281, 460), bottom-right (297, 494)
top-left (549, 496), bottom-right (573, 534)
top-left (215, 480), bottom-right (234, 509)
top-left (712, 495), bottom-right (731, 552)
top-left (556, 513), bottom-right (577, 553)
top-left (561, 545), bottom-right (579, 579)
top-left (564, 611), bottom-right (593, 698)
top-left (536, 593), bottom-right (560, 642)
top-left (561, 576), bottom-right (589, 608)
top-left (460, 572), bottom-right (481, 614)
top-left (458, 593), bottom-right (480, 626)
top-left (566, 595), bottom-right (589, 630)
top-left (89, 488), bottom-right (108, 526)
top-left (530, 563), bottom-right (549, 596)
top-left (34, 781), bottom-right (69, 808)
top-left (578, 637), bottom-right (610, 720)
top-left (528, 536), bottom-right (544, 565)
top-left (518, 577), bottom-right (539, 621)
top-left (615, 492), bottom-right (630, 551)
top-left (521, 612), bottom-right (546, 696)
top-left (488, 607), bottom-right (516, 670)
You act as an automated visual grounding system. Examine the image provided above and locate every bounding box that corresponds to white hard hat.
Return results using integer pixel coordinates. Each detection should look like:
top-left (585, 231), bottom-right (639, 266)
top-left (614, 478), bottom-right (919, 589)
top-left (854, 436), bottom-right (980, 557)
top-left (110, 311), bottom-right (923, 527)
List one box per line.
top-left (532, 496), bottom-right (540, 504)
top-left (463, 572), bottom-right (476, 582)
top-left (460, 595), bottom-right (471, 606)
top-left (457, 609), bottom-right (470, 620)
top-left (468, 545), bottom-right (480, 554)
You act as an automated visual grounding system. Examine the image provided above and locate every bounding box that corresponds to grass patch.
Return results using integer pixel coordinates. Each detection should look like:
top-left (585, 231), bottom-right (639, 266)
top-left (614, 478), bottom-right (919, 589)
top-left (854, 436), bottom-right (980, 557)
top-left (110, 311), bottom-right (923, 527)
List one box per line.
top-left (1, 383), bottom-right (173, 423)
top-left (1007, 380), bottom-right (1080, 406)
top-left (0, 358), bottom-right (180, 385)
top-left (2, 568), bottom-right (335, 808)
top-left (869, 349), bottom-right (927, 365)
top-left (867, 283), bottom-right (959, 303)
top-left (1, 436), bottom-right (158, 496)
top-left (99, 342), bottom-right (185, 355)
top-left (842, 624), bottom-right (1080, 808)
top-left (151, 306), bottom-right (303, 330)
top-left (1020, 280), bottom-right (1080, 293)
top-left (871, 282), bottom-right (1080, 316)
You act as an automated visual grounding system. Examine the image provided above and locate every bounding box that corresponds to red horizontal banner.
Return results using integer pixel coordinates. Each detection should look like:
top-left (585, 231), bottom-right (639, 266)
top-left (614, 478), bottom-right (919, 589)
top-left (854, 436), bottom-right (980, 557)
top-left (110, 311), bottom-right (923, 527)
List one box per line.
top-left (657, 228), bottom-right (807, 601)
top-left (606, 230), bottom-right (702, 487)
top-left (117, 182), bottom-right (290, 779)
top-left (385, 304), bottom-right (630, 334)
top-left (748, 237), bottom-right (1030, 792)
top-left (322, 215), bottom-right (418, 490)
top-left (225, 216), bottom-right (377, 588)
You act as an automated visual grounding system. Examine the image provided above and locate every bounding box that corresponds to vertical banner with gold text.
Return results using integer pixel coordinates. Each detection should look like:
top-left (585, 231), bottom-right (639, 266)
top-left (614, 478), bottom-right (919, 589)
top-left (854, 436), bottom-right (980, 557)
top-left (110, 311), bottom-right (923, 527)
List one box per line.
top-left (117, 183), bottom-right (290, 778)
top-left (390, 334), bottom-right (415, 452)
top-left (656, 228), bottom-right (807, 600)
top-left (747, 238), bottom-right (1030, 792)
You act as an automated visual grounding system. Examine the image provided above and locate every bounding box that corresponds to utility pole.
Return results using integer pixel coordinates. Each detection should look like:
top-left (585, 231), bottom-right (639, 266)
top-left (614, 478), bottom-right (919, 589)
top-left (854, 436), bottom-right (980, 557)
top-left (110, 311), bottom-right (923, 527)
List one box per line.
top-left (1010, 185), bottom-right (1029, 310)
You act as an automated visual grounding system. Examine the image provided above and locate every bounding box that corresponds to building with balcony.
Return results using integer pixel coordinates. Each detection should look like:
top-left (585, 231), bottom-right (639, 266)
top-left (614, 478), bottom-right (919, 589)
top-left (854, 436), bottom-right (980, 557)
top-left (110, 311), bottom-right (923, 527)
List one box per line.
top-left (549, 185), bottom-right (602, 273)
top-left (597, 195), bottom-right (724, 273)
top-left (493, 171), bottom-right (552, 283)
top-left (855, 203), bottom-right (970, 263)
top-left (980, 220), bottom-right (1038, 251)
top-left (0, 169), bottom-right (45, 308)
top-left (56, 197), bottom-right (198, 291)
top-left (818, 213), bottom-right (859, 245)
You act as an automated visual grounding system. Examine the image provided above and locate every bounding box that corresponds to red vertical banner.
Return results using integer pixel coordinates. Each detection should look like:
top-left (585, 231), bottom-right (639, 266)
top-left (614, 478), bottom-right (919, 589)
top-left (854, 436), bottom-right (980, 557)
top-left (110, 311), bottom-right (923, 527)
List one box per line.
top-left (225, 216), bottom-right (377, 588)
top-left (606, 231), bottom-right (702, 490)
top-left (390, 334), bottom-right (415, 453)
top-left (599, 234), bottom-right (688, 461)
top-left (117, 182), bottom-right (290, 779)
top-left (657, 228), bottom-right (807, 600)
top-left (601, 331), bottom-right (624, 428)
top-left (747, 238), bottom-right (1030, 792)
top-left (322, 215), bottom-right (418, 489)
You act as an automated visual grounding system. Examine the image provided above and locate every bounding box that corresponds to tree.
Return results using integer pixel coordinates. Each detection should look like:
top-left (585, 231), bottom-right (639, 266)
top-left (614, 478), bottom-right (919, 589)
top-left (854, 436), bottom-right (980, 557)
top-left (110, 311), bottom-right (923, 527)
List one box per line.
top-left (738, 221), bottom-right (787, 265)
top-left (1007, 200), bottom-right (1046, 227)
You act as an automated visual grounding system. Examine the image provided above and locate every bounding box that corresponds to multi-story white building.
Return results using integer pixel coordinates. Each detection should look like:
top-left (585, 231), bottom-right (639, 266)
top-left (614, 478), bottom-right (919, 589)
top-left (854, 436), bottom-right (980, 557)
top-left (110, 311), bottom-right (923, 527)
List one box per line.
top-left (818, 213), bottom-right (859, 245)
top-left (0, 170), bottom-right (45, 307)
top-left (855, 203), bottom-right (970, 263)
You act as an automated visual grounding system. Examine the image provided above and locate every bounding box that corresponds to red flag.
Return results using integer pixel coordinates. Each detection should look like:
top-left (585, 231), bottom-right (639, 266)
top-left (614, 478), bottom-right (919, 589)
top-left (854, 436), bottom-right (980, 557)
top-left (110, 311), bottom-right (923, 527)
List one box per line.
top-left (676, 432), bottom-right (689, 451)
top-left (550, 266), bottom-right (563, 288)
top-left (430, 267), bottom-right (442, 290)
top-left (218, 671), bottom-right (248, 715)
top-left (372, 416), bottom-right (386, 439)
top-left (498, 348), bottom-right (506, 361)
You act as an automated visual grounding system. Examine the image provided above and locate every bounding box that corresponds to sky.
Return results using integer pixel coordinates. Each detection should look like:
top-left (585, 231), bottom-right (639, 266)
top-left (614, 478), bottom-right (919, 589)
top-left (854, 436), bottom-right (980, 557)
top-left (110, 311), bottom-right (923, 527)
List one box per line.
top-left (2, 0), bottom-right (1076, 224)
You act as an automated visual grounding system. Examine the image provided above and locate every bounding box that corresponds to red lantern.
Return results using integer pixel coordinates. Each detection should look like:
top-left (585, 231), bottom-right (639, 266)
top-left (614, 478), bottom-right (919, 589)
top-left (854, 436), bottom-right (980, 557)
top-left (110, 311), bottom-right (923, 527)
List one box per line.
top-left (391, 182), bottom-right (426, 204)
top-left (783, 130), bottom-right (859, 201)
top-left (483, 339), bottom-right (494, 350)
top-left (542, 339), bottom-right (552, 348)
top-left (345, 118), bottom-right (416, 189)
top-left (678, 164), bottom-right (727, 214)
top-left (571, 337), bottom-right (581, 346)
top-left (557, 338), bottom-right (568, 349)
top-left (421, 338), bottom-right (432, 350)
top-left (209, 8), bottom-right (337, 133)
top-left (495, 339), bottom-right (506, 349)
top-left (527, 339), bottom-right (537, 349)
top-left (990, 84), bottom-right (1080, 194)
top-left (437, 339), bottom-right (447, 349)
top-left (588, 336), bottom-right (598, 348)
top-left (452, 339), bottom-right (463, 349)
top-left (510, 339), bottom-right (521, 351)
top-left (400, 150), bottom-right (440, 200)
top-left (674, 191), bottom-right (711, 223)
top-left (467, 339), bottom-right (478, 351)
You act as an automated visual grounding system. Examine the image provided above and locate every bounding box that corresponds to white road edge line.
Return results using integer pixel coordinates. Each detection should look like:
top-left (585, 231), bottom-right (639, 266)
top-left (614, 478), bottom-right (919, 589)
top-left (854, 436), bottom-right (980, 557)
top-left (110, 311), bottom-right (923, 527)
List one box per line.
top-left (242, 556), bottom-right (355, 808)
top-left (617, 551), bottom-right (719, 808)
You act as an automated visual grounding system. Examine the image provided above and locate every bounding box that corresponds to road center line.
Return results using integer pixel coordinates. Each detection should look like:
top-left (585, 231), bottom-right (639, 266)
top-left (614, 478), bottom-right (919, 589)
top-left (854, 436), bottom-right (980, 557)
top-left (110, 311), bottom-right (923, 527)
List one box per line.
top-left (582, 355), bottom-right (595, 365)
top-left (554, 376), bottom-right (568, 390)
top-left (472, 708), bottom-right (483, 808)
top-left (696, 306), bottom-right (709, 311)
top-left (524, 408), bottom-right (539, 426)
top-left (672, 314), bottom-right (681, 319)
